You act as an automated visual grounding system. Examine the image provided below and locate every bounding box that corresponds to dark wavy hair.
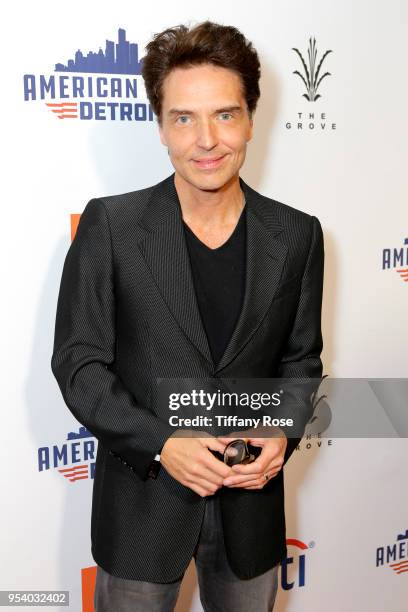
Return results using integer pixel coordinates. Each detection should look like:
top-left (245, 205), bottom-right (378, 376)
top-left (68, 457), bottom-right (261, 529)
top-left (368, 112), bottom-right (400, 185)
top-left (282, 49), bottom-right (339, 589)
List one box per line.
top-left (142, 20), bottom-right (261, 125)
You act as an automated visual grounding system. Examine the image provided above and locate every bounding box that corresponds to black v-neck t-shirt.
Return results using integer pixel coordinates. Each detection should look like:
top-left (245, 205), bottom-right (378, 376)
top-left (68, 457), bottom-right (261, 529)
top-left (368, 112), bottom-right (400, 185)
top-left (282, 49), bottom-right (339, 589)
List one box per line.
top-left (183, 206), bottom-right (246, 368)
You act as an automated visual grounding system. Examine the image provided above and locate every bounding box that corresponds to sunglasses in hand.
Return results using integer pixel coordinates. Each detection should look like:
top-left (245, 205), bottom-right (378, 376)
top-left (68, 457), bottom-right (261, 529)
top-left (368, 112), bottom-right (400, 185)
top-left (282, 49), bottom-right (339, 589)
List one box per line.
top-left (223, 439), bottom-right (257, 467)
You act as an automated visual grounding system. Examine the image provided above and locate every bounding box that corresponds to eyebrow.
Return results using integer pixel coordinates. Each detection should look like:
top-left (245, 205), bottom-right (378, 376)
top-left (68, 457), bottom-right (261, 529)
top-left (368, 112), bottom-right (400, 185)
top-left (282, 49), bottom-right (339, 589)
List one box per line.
top-left (167, 105), bottom-right (243, 117)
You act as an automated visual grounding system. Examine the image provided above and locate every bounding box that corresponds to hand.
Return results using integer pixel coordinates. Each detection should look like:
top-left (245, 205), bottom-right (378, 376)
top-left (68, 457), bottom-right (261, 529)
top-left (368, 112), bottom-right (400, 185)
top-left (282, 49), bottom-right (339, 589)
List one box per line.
top-left (160, 430), bottom-right (234, 497)
top-left (217, 426), bottom-right (288, 490)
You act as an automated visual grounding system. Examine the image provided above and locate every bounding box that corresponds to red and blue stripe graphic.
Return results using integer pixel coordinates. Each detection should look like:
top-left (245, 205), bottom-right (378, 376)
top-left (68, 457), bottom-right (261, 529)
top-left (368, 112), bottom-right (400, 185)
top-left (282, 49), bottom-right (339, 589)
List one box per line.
top-left (46, 102), bottom-right (78, 119)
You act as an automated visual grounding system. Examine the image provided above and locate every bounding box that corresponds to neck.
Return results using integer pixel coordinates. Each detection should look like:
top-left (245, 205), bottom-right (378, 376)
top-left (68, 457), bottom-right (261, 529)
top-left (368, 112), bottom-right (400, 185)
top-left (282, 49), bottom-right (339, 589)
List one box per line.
top-left (173, 171), bottom-right (245, 228)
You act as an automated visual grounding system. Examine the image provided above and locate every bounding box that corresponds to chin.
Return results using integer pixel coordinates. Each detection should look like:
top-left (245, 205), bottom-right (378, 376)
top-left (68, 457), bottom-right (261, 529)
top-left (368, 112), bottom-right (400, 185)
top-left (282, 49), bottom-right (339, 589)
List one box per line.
top-left (188, 169), bottom-right (238, 192)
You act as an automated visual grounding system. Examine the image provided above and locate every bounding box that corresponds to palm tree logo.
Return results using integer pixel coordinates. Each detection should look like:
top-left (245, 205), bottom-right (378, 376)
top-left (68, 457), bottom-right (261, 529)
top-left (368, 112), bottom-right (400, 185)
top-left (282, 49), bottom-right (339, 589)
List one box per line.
top-left (292, 37), bottom-right (333, 101)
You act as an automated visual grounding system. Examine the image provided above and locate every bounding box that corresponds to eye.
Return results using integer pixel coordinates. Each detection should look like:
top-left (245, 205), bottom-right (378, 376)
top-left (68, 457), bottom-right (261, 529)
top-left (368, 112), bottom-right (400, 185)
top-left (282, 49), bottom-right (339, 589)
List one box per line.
top-left (176, 115), bottom-right (191, 124)
top-left (219, 112), bottom-right (233, 121)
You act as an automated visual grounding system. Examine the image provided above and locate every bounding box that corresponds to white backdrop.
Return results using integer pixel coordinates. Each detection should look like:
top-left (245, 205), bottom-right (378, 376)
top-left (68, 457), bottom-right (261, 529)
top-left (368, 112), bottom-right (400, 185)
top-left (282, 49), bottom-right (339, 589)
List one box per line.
top-left (1, 1), bottom-right (407, 610)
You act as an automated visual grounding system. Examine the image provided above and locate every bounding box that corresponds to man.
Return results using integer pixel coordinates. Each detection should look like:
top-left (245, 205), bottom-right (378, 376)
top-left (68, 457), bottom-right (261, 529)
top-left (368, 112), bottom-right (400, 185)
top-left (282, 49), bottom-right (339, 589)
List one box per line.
top-left (51, 20), bottom-right (324, 611)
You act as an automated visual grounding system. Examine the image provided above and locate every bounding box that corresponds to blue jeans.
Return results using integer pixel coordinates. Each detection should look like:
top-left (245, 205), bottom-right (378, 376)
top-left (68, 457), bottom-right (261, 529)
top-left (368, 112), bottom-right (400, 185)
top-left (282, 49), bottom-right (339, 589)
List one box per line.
top-left (94, 493), bottom-right (279, 611)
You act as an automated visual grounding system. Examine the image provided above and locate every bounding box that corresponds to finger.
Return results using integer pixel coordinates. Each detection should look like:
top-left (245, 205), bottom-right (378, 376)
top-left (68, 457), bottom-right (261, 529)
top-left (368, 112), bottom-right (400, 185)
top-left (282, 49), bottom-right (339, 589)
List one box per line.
top-left (223, 472), bottom-right (260, 486)
top-left (191, 464), bottom-right (225, 487)
top-left (243, 470), bottom-right (281, 488)
top-left (228, 471), bottom-right (277, 488)
top-left (200, 450), bottom-right (235, 478)
top-left (186, 454), bottom-right (231, 484)
top-left (202, 436), bottom-right (230, 454)
top-left (230, 459), bottom-right (266, 476)
top-left (223, 468), bottom-right (278, 486)
top-left (189, 483), bottom-right (216, 497)
top-left (234, 469), bottom-right (281, 487)
top-left (229, 482), bottom-right (262, 489)
top-left (225, 477), bottom-right (263, 488)
top-left (227, 458), bottom-right (282, 481)
top-left (229, 450), bottom-right (279, 474)
top-left (187, 474), bottom-right (221, 496)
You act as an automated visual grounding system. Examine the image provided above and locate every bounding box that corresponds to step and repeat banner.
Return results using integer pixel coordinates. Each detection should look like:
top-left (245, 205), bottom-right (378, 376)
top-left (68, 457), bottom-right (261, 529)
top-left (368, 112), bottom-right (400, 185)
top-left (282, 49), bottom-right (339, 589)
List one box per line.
top-left (2, 1), bottom-right (407, 610)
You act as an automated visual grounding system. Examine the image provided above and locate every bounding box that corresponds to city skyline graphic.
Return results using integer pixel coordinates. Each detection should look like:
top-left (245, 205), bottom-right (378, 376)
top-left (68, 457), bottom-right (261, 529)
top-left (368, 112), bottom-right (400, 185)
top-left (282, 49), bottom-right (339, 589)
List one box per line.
top-left (55, 28), bottom-right (143, 75)
top-left (67, 426), bottom-right (93, 440)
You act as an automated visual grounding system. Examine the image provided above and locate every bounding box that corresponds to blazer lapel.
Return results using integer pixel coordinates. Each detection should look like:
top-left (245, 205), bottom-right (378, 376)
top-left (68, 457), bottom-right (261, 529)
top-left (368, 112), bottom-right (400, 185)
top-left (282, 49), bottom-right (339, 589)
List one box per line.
top-left (137, 174), bottom-right (213, 367)
top-left (214, 177), bottom-right (288, 373)
top-left (136, 173), bottom-right (288, 373)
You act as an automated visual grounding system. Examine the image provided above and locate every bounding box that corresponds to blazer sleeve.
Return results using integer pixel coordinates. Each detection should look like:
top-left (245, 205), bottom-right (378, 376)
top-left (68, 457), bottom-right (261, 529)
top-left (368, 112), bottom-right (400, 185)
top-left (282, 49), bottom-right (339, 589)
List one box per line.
top-left (277, 215), bottom-right (325, 465)
top-left (50, 197), bottom-right (177, 480)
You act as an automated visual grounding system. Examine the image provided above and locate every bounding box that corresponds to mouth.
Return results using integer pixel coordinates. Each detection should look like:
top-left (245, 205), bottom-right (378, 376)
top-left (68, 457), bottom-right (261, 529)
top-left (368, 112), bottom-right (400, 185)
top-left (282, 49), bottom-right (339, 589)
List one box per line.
top-left (192, 154), bottom-right (227, 170)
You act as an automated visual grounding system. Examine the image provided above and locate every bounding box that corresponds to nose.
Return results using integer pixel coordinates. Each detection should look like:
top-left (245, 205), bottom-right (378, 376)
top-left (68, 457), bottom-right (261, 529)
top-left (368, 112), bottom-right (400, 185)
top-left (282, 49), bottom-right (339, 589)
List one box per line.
top-left (195, 118), bottom-right (218, 150)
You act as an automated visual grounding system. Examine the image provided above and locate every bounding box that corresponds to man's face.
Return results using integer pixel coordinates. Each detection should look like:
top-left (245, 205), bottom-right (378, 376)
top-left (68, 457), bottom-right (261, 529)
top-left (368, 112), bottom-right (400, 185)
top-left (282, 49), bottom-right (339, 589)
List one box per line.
top-left (159, 63), bottom-right (253, 192)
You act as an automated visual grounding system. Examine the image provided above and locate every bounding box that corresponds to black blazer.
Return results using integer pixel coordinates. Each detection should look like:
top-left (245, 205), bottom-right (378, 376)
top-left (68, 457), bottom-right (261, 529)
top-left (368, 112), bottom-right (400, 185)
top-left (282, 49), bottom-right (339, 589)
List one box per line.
top-left (51, 172), bottom-right (324, 582)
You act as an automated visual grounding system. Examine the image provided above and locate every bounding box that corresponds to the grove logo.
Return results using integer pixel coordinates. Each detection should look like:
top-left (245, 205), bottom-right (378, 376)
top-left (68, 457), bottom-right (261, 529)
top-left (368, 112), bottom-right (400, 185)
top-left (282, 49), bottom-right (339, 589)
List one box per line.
top-left (285, 37), bottom-right (336, 132)
top-left (292, 37), bottom-right (332, 102)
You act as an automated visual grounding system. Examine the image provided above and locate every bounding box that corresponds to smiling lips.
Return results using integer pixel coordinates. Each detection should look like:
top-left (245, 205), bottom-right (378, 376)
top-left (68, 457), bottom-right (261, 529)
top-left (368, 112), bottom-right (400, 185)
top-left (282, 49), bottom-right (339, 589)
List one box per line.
top-left (192, 154), bottom-right (227, 170)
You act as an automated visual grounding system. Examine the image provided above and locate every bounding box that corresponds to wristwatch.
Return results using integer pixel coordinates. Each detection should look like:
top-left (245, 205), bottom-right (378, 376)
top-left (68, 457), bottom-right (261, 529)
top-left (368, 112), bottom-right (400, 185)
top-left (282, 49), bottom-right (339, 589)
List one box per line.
top-left (147, 453), bottom-right (161, 479)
